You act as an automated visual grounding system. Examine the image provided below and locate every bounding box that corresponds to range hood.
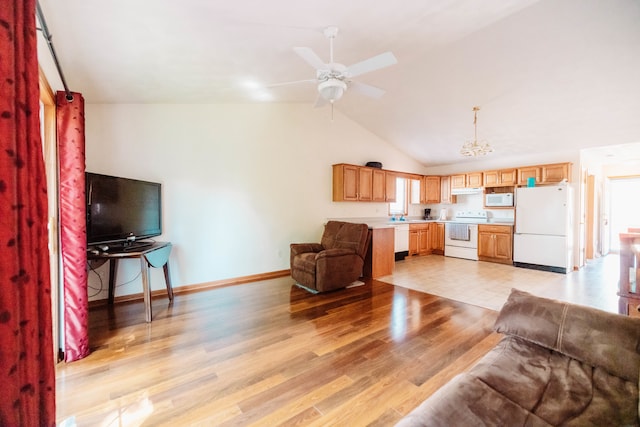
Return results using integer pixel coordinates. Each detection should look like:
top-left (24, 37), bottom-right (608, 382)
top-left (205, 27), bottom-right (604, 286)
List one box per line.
top-left (451, 187), bottom-right (483, 195)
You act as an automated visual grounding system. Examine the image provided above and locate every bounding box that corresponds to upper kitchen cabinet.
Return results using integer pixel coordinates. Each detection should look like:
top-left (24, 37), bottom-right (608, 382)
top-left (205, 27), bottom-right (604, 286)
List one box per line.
top-left (333, 164), bottom-right (359, 201)
top-left (440, 176), bottom-right (457, 204)
top-left (371, 168), bottom-right (386, 202)
top-left (424, 176), bottom-right (441, 204)
top-left (384, 171), bottom-right (397, 203)
top-left (483, 169), bottom-right (517, 187)
top-left (516, 162), bottom-right (572, 186)
top-left (452, 172), bottom-right (483, 189)
top-left (333, 163), bottom-right (397, 202)
top-left (411, 175), bottom-right (441, 204)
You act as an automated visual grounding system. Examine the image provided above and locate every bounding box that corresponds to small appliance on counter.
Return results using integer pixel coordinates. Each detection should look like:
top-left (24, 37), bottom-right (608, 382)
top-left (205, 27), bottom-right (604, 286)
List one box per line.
top-left (423, 208), bottom-right (431, 220)
top-left (438, 209), bottom-right (448, 221)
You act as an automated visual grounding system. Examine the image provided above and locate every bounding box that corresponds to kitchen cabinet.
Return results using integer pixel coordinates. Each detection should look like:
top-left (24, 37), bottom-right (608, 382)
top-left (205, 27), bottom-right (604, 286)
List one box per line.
top-left (385, 171), bottom-right (397, 202)
top-left (358, 167), bottom-right (373, 201)
top-left (483, 169), bottom-right (517, 187)
top-left (430, 222), bottom-right (445, 255)
top-left (424, 176), bottom-right (441, 204)
top-left (372, 168), bottom-right (386, 202)
top-left (409, 223), bottom-right (431, 256)
top-left (516, 162), bottom-right (571, 186)
top-left (478, 224), bottom-right (513, 264)
top-left (333, 164), bottom-right (396, 202)
top-left (333, 164), bottom-right (359, 200)
top-left (451, 174), bottom-right (466, 189)
top-left (440, 176), bottom-right (457, 204)
top-left (467, 172), bottom-right (483, 187)
top-left (541, 163), bottom-right (571, 183)
top-left (451, 172), bottom-right (483, 188)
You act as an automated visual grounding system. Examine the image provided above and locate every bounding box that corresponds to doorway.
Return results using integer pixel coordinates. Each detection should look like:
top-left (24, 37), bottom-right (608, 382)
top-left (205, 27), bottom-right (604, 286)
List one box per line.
top-left (608, 176), bottom-right (640, 252)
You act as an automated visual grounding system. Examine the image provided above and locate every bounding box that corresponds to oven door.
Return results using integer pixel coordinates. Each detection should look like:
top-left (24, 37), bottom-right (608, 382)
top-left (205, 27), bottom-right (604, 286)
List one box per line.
top-left (445, 223), bottom-right (477, 248)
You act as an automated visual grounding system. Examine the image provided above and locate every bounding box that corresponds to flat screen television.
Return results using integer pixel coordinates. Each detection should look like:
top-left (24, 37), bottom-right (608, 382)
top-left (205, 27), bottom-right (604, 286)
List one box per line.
top-left (86, 172), bottom-right (162, 248)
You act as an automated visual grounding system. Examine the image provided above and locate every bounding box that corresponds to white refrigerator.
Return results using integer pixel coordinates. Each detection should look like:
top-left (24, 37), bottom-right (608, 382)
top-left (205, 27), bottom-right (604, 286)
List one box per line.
top-left (513, 185), bottom-right (573, 273)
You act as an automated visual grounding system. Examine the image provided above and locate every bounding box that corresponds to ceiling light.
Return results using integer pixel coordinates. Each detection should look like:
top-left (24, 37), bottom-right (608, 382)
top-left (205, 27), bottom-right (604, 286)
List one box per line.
top-left (318, 78), bottom-right (347, 103)
top-left (460, 106), bottom-right (493, 157)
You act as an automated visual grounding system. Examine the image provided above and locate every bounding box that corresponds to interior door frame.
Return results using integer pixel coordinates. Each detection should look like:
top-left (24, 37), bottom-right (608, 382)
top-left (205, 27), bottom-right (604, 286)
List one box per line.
top-left (39, 67), bottom-right (61, 362)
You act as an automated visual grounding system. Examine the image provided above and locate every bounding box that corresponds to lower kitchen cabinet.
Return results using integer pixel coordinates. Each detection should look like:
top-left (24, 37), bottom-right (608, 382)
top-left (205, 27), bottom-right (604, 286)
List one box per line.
top-left (408, 222), bottom-right (444, 256)
top-left (409, 223), bottom-right (430, 256)
top-left (431, 222), bottom-right (445, 255)
top-left (478, 224), bottom-right (513, 264)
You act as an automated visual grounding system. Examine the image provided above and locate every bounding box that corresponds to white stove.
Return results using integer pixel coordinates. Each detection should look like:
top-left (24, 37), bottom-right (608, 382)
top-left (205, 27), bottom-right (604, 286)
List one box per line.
top-left (444, 211), bottom-right (487, 260)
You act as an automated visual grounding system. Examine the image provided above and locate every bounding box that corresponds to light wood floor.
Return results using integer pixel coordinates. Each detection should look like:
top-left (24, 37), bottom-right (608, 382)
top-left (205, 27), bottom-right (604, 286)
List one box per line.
top-left (55, 255), bottom-right (620, 426)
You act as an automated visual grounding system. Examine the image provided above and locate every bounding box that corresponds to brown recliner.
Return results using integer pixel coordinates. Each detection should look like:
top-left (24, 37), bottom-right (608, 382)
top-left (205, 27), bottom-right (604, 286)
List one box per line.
top-left (290, 221), bottom-right (371, 293)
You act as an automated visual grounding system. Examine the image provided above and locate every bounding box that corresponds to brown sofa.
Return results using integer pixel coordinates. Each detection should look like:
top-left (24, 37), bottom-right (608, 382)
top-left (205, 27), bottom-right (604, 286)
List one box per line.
top-left (397, 289), bottom-right (640, 426)
top-left (290, 221), bottom-right (370, 293)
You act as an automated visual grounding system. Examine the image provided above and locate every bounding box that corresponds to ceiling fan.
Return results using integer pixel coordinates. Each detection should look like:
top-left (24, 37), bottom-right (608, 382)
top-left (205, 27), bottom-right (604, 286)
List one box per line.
top-left (274, 26), bottom-right (398, 107)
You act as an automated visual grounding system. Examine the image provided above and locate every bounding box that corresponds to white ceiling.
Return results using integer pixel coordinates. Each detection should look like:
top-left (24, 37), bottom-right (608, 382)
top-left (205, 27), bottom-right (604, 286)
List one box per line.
top-left (37, 0), bottom-right (640, 167)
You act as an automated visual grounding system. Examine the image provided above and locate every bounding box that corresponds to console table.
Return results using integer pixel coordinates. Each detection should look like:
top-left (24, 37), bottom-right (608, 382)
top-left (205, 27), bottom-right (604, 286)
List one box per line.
top-left (88, 241), bottom-right (174, 322)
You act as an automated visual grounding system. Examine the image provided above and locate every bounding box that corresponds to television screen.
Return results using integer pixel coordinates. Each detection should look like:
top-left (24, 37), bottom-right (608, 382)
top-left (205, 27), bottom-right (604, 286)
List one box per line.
top-left (86, 172), bottom-right (162, 247)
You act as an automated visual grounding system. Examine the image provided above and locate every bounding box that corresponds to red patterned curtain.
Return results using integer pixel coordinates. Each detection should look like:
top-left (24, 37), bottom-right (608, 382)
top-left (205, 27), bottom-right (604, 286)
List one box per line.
top-left (0, 0), bottom-right (56, 424)
top-left (57, 91), bottom-right (88, 362)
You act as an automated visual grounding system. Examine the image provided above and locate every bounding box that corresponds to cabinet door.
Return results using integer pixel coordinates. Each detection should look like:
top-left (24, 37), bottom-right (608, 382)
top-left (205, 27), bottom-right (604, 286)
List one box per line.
top-left (440, 176), bottom-right (456, 204)
top-left (424, 176), bottom-right (441, 203)
top-left (409, 230), bottom-right (419, 256)
top-left (451, 174), bottom-right (466, 188)
top-left (385, 172), bottom-right (397, 202)
top-left (358, 167), bottom-right (373, 201)
top-left (467, 172), bottom-right (483, 187)
top-left (494, 233), bottom-right (513, 260)
top-left (333, 164), bottom-right (359, 201)
top-left (372, 169), bottom-right (386, 202)
top-left (517, 167), bottom-right (540, 186)
top-left (541, 163), bottom-right (569, 183)
top-left (483, 171), bottom-right (499, 187)
top-left (430, 222), bottom-right (445, 252)
top-left (499, 169), bottom-right (517, 186)
top-left (477, 231), bottom-right (494, 258)
top-left (418, 229), bottom-right (430, 254)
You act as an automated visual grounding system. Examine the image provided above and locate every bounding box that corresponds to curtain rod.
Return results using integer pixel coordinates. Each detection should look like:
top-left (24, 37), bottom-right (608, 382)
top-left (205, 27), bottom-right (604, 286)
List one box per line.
top-left (36, 1), bottom-right (74, 102)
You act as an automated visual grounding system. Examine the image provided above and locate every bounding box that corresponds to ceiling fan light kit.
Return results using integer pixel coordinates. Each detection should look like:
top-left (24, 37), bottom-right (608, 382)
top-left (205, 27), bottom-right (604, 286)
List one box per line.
top-left (460, 106), bottom-right (494, 157)
top-left (318, 78), bottom-right (347, 102)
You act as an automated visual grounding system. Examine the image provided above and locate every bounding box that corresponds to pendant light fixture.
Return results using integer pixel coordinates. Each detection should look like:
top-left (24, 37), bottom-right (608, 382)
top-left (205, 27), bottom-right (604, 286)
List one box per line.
top-left (460, 106), bottom-right (493, 157)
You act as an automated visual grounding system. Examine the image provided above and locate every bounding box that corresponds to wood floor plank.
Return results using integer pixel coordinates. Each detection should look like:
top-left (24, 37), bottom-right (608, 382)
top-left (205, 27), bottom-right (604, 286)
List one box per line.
top-left (56, 255), bottom-right (614, 426)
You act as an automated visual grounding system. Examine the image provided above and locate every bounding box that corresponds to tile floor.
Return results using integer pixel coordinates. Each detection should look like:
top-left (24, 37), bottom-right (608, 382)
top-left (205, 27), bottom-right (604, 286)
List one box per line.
top-left (378, 253), bottom-right (621, 313)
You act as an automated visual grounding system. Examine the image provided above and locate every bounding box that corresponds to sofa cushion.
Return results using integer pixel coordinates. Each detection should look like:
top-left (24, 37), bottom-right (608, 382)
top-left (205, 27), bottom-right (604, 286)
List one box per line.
top-left (395, 373), bottom-right (552, 426)
top-left (494, 289), bottom-right (640, 382)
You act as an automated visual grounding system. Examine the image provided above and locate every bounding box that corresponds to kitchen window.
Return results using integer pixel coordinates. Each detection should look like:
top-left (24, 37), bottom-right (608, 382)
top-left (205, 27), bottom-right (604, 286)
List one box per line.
top-left (389, 177), bottom-right (408, 216)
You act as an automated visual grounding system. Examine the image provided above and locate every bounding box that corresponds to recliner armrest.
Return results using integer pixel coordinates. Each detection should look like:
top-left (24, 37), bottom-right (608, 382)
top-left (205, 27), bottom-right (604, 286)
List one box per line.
top-left (290, 243), bottom-right (323, 256)
top-left (316, 248), bottom-right (357, 259)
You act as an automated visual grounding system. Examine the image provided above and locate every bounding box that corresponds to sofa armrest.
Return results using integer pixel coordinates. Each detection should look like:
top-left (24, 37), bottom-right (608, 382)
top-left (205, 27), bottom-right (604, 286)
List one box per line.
top-left (494, 289), bottom-right (640, 382)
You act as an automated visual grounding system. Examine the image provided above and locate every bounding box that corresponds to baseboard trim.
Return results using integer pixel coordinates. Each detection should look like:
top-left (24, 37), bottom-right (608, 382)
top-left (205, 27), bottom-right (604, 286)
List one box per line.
top-left (88, 269), bottom-right (291, 308)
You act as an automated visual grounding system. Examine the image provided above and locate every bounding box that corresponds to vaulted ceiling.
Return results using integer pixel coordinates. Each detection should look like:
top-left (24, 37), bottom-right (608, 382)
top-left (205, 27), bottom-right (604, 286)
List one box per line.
top-left (37, 0), bottom-right (640, 166)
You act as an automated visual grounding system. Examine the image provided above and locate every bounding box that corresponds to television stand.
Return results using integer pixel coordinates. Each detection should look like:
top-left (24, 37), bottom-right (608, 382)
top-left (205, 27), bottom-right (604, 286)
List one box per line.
top-left (88, 241), bottom-right (173, 322)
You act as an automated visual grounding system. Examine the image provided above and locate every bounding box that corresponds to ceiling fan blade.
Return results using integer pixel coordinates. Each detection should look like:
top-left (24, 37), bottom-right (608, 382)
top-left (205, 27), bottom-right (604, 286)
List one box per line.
top-left (349, 81), bottom-right (386, 99)
top-left (293, 47), bottom-right (326, 70)
top-left (266, 79), bottom-right (316, 88)
top-left (346, 52), bottom-right (397, 78)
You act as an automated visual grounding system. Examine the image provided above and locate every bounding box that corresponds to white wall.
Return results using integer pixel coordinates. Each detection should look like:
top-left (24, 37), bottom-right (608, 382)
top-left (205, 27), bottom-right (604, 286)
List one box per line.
top-left (85, 103), bottom-right (426, 299)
